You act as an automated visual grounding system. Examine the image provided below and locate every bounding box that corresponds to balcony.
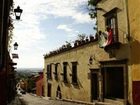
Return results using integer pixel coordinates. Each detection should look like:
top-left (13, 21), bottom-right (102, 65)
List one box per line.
top-left (104, 42), bottom-right (121, 52)
top-left (98, 26), bottom-right (121, 53)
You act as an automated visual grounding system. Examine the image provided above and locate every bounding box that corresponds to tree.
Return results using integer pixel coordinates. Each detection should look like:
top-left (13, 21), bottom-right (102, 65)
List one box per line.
top-left (88, 0), bottom-right (99, 31)
top-left (88, 0), bottom-right (97, 19)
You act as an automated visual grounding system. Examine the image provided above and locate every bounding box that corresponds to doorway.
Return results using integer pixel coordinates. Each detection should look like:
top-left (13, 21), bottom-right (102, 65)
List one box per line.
top-left (91, 72), bottom-right (98, 101)
top-left (47, 83), bottom-right (51, 97)
top-left (102, 67), bottom-right (124, 99)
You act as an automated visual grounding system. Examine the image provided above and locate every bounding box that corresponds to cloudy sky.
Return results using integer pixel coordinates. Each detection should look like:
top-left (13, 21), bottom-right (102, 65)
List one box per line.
top-left (12, 0), bottom-right (96, 69)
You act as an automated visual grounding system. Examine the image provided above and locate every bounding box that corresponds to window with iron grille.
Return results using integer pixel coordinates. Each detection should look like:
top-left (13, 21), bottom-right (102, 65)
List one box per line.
top-left (72, 62), bottom-right (78, 84)
top-left (63, 62), bottom-right (68, 83)
top-left (47, 64), bottom-right (52, 79)
top-left (104, 8), bottom-right (118, 43)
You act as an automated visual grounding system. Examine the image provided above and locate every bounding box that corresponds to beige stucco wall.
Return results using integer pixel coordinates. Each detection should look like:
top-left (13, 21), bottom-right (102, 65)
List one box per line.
top-left (97, 0), bottom-right (133, 104)
top-left (97, 0), bottom-right (128, 43)
top-left (44, 39), bottom-right (130, 103)
top-left (127, 1), bottom-right (140, 104)
top-left (128, 0), bottom-right (140, 81)
top-left (43, 64), bottom-right (47, 97)
top-left (43, 42), bottom-right (109, 102)
top-left (96, 0), bottom-right (130, 67)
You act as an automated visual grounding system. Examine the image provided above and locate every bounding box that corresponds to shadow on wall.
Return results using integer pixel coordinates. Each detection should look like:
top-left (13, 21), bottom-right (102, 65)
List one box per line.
top-left (130, 39), bottom-right (140, 64)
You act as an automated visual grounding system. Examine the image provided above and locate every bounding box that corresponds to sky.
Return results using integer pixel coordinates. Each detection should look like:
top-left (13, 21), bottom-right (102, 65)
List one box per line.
top-left (12, 0), bottom-right (96, 69)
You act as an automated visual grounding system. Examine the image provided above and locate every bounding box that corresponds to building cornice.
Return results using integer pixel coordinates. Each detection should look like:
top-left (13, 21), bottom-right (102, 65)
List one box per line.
top-left (44, 36), bottom-right (98, 59)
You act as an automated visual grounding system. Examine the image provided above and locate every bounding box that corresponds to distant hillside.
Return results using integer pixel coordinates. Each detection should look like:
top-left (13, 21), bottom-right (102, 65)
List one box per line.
top-left (15, 68), bottom-right (43, 79)
top-left (17, 68), bottom-right (43, 72)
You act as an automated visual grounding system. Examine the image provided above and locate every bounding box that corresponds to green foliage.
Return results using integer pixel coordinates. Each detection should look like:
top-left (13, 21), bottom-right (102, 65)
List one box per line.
top-left (8, 1), bottom-right (14, 51)
top-left (89, 11), bottom-right (97, 19)
top-left (88, 0), bottom-right (97, 19)
top-left (88, 0), bottom-right (97, 6)
top-left (88, 0), bottom-right (98, 31)
top-left (8, 17), bottom-right (14, 50)
top-left (27, 78), bottom-right (36, 92)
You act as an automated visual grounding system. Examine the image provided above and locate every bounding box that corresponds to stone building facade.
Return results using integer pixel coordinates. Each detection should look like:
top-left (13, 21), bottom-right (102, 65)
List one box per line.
top-left (43, 38), bottom-right (103, 102)
top-left (43, 0), bottom-right (140, 105)
top-left (44, 35), bottom-right (129, 105)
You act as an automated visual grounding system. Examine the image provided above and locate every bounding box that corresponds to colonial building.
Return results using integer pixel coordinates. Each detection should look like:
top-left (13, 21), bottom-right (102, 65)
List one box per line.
top-left (44, 0), bottom-right (140, 105)
top-left (43, 37), bottom-right (103, 102)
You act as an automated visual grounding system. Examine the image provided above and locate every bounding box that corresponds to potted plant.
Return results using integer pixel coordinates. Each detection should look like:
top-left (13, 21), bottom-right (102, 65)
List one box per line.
top-left (85, 37), bottom-right (89, 42)
top-left (90, 35), bottom-right (94, 41)
top-left (74, 40), bottom-right (78, 47)
top-left (65, 41), bottom-right (72, 49)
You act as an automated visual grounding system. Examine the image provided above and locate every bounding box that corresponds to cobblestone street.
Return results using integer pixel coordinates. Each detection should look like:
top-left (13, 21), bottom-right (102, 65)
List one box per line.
top-left (19, 94), bottom-right (89, 105)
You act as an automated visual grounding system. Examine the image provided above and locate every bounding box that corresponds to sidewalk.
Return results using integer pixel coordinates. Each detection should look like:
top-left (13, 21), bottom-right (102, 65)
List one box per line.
top-left (7, 96), bottom-right (22, 105)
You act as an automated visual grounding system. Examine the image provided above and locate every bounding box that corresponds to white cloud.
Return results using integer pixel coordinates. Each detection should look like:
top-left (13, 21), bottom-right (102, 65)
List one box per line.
top-left (14, 0), bottom-right (93, 24)
top-left (37, 0), bottom-right (93, 23)
top-left (12, 0), bottom-right (95, 68)
top-left (13, 0), bottom-right (93, 43)
top-left (14, 0), bottom-right (92, 43)
top-left (16, 54), bottom-right (44, 68)
top-left (57, 24), bottom-right (73, 32)
top-left (57, 24), bottom-right (82, 39)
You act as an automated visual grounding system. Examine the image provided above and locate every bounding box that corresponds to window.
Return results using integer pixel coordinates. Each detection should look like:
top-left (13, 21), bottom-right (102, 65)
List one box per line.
top-left (104, 8), bottom-right (118, 43)
top-left (63, 62), bottom-right (68, 83)
top-left (72, 62), bottom-right (78, 84)
top-left (54, 64), bottom-right (58, 80)
top-left (47, 64), bottom-right (52, 79)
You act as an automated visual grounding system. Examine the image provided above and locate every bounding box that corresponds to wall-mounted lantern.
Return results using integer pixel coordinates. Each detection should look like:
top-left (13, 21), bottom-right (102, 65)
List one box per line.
top-left (14, 6), bottom-right (23, 20)
top-left (89, 56), bottom-right (93, 65)
top-left (13, 42), bottom-right (18, 50)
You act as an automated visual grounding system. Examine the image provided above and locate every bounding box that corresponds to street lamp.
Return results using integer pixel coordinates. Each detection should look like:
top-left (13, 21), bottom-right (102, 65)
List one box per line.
top-left (14, 6), bottom-right (23, 20)
top-left (13, 42), bottom-right (18, 50)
